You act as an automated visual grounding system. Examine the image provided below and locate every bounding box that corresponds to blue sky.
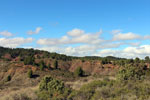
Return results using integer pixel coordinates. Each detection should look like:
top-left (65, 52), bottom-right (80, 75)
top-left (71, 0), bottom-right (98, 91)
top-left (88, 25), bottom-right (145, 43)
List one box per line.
top-left (0, 0), bottom-right (150, 58)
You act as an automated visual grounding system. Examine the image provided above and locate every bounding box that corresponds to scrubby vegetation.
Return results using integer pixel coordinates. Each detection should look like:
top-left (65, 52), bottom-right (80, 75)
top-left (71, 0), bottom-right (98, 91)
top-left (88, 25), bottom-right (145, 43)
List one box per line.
top-left (35, 64), bottom-right (150, 100)
top-left (74, 67), bottom-right (84, 77)
top-left (6, 75), bottom-right (11, 82)
top-left (1, 46), bottom-right (150, 100)
top-left (53, 60), bottom-right (58, 69)
top-left (38, 76), bottom-right (71, 100)
top-left (27, 69), bottom-right (33, 78)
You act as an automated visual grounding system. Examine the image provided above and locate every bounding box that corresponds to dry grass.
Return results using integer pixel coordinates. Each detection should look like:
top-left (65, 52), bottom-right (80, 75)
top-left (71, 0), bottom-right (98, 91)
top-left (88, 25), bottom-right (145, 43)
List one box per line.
top-left (66, 76), bottom-right (102, 90)
top-left (0, 85), bottom-right (39, 100)
top-left (65, 75), bottom-right (116, 90)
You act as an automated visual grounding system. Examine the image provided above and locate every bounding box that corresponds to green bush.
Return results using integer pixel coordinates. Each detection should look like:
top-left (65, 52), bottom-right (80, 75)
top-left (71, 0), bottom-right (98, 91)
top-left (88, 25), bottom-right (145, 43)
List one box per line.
top-left (117, 66), bottom-right (145, 80)
top-left (135, 57), bottom-right (140, 64)
top-left (40, 63), bottom-right (44, 71)
top-left (39, 76), bottom-right (64, 92)
top-left (145, 56), bottom-right (150, 63)
top-left (68, 80), bottom-right (112, 100)
top-left (27, 69), bottom-right (33, 78)
top-left (38, 76), bottom-right (71, 100)
top-left (24, 56), bottom-right (35, 65)
top-left (53, 60), bottom-right (58, 69)
top-left (6, 75), bottom-right (11, 81)
top-left (37, 91), bottom-right (51, 100)
top-left (74, 67), bottom-right (84, 77)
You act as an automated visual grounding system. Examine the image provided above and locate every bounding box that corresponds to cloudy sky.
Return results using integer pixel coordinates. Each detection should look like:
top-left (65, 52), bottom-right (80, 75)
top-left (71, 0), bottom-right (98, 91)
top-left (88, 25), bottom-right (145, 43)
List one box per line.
top-left (0, 0), bottom-right (150, 58)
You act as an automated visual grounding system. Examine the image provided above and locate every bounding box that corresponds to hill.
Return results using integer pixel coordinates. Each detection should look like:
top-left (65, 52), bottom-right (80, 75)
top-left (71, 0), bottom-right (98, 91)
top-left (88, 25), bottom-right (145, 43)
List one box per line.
top-left (0, 46), bottom-right (150, 100)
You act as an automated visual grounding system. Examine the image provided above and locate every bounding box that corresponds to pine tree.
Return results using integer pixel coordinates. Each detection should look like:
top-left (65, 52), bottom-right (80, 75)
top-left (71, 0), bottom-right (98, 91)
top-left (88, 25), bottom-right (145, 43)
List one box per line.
top-left (6, 75), bottom-right (11, 81)
top-left (74, 67), bottom-right (84, 77)
top-left (24, 56), bottom-right (35, 65)
top-left (53, 60), bottom-right (58, 69)
top-left (40, 63), bottom-right (44, 71)
top-left (145, 56), bottom-right (150, 63)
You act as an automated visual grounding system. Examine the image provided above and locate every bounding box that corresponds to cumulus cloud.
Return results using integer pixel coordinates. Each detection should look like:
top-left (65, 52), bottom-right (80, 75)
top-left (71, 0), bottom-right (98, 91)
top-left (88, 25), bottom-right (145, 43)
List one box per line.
top-left (27, 27), bottom-right (42, 35)
top-left (71, 30), bottom-right (103, 44)
top-left (123, 45), bottom-right (150, 55)
top-left (36, 28), bottom-right (150, 58)
top-left (112, 32), bottom-right (141, 41)
top-left (0, 31), bottom-right (13, 37)
top-left (0, 37), bottom-right (33, 48)
top-left (37, 46), bottom-right (96, 56)
top-left (94, 45), bottom-right (150, 59)
top-left (37, 44), bottom-right (150, 58)
top-left (67, 29), bottom-right (84, 37)
top-left (37, 28), bottom-right (104, 46)
top-left (36, 41), bottom-right (134, 57)
top-left (112, 31), bottom-right (150, 41)
top-left (37, 36), bottom-right (70, 46)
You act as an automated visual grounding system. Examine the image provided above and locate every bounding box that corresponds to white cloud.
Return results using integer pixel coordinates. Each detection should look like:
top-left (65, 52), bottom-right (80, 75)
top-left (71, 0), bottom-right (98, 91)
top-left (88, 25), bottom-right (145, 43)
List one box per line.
top-left (71, 30), bottom-right (103, 44)
top-left (37, 46), bottom-right (95, 56)
top-left (94, 45), bottom-right (150, 59)
top-left (123, 45), bottom-right (150, 55)
top-left (0, 31), bottom-right (13, 37)
top-left (67, 29), bottom-right (84, 37)
top-left (37, 44), bottom-right (150, 59)
top-left (36, 42), bottom-right (127, 57)
top-left (36, 28), bottom-right (150, 58)
top-left (27, 27), bottom-right (42, 35)
top-left (37, 28), bottom-right (104, 46)
top-left (112, 32), bottom-right (141, 41)
top-left (0, 37), bottom-right (33, 48)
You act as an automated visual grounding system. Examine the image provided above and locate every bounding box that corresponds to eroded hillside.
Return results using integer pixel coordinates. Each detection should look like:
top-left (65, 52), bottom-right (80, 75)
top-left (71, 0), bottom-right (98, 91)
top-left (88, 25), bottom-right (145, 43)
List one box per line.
top-left (0, 47), bottom-right (150, 100)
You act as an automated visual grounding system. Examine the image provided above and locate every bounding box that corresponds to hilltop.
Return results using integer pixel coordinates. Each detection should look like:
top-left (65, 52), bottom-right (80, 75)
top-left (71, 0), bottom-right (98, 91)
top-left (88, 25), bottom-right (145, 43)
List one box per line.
top-left (0, 46), bottom-right (125, 74)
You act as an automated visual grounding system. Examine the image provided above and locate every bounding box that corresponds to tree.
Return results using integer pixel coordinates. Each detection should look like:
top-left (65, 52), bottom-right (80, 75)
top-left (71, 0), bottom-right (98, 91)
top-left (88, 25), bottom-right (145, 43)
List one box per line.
top-left (38, 76), bottom-right (71, 100)
top-left (74, 67), bottom-right (84, 77)
top-left (126, 59), bottom-right (134, 64)
top-left (101, 58), bottom-right (110, 65)
top-left (40, 63), bottom-right (44, 71)
top-left (24, 56), bottom-right (35, 65)
top-left (53, 60), bottom-right (58, 69)
top-left (48, 63), bottom-right (51, 70)
top-left (6, 75), bottom-right (11, 81)
top-left (27, 69), bottom-right (33, 78)
top-left (39, 60), bottom-right (46, 71)
top-left (135, 57), bottom-right (140, 63)
top-left (39, 76), bottom-right (65, 92)
top-left (145, 56), bottom-right (150, 63)
top-left (117, 66), bottom-right (145, 80)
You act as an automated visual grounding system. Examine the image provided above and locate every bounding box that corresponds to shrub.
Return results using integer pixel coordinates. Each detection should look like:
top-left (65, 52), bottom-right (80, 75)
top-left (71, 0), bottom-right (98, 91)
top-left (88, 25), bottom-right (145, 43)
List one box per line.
top-left (6, 75), bottom-right (11, 81)
top-left (117, 66), bottom-right (145, 80)
top-left (39, 76), bottom-right (64, 92)
top-left (38, 76), bottom-right (71, 100)
top-left (135, 57), bottom-right (140, 63)
top-left (27, 69), bottom-right (33, 78)
top-left (40, 63), bottom-right (44, 71)
top-left (53, 60), bottom-right (58, 69)
top-left (101, 58), bottom-right (111, 64)
top-left (24, 56), bottom-right (35, 65)
top-left (4, 93), bottom-right (31, 100)
top-left (145, 56), bottom-right (150, 63)
top-left (74, 67), bottom-right (84, 77)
